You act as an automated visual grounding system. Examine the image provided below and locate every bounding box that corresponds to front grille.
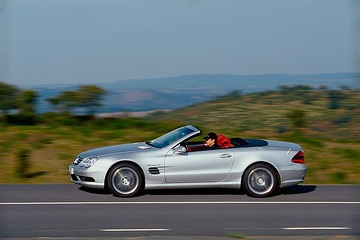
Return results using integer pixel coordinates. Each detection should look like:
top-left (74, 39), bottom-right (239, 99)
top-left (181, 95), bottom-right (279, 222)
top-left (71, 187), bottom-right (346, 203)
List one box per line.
top-left (73, 156), bottom-right (83, 165)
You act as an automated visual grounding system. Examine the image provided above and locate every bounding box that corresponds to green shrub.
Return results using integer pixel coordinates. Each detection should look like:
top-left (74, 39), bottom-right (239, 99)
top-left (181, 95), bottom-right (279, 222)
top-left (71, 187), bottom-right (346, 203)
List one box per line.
top-left (275, 125), bottom-right (287, 134)
top-left (286, 108), bottom-right (306, 131)
top-left (332, 148), bottom-right (360, 162)
top-left (332, 115), bottom-right (351, 125)
top-left (16, 149), bottom-right (31, 178)
top-left (331, 171), bottom-right (347, 183)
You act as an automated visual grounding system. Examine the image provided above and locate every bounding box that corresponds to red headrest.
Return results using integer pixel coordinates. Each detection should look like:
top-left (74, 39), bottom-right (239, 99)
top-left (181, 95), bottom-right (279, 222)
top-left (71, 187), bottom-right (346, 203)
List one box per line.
top-left (217, 134), bottom-right (233, 148)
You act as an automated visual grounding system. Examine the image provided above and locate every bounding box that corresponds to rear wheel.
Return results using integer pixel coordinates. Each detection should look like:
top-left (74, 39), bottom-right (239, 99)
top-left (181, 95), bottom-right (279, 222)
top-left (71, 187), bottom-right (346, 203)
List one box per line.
top-left (242, 163), bottom-right (278, 198)
top-left (107, 163), bottom-right (144, 198)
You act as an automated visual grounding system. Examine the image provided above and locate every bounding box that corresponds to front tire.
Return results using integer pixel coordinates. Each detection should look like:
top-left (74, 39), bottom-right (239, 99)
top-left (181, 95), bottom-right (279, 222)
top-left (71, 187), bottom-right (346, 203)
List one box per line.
top-left (242, 163), bottom-right (278, 198)
top-left (107, 163), bottom-right (144, 198)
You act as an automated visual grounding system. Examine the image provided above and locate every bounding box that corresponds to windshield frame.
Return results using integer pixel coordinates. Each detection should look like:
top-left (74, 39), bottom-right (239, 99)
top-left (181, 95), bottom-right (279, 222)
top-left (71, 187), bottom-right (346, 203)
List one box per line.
top-left (148, 125), bottom-right (200, 148)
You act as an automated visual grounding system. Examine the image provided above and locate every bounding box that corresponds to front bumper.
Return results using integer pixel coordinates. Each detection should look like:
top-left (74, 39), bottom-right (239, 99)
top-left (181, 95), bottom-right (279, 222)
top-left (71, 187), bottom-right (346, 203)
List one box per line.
top-left (69, 165), bottom-right (106, 189)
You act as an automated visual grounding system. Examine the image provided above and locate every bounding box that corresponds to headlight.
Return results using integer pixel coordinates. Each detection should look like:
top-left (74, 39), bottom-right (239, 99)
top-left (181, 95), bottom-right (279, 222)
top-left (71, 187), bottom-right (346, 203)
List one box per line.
top-left (79, 157), bottom-right (98, 168)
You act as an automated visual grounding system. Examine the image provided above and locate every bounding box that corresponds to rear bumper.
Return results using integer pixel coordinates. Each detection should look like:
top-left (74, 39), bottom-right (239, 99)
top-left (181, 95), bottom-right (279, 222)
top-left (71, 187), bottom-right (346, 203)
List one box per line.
top-left (279, 164), bottom-right (307, 188)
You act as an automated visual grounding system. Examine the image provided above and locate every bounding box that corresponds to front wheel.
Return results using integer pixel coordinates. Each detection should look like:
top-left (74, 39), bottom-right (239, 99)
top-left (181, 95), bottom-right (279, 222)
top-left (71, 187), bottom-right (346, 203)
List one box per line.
top-left (242, 163), bottom-right (278, 198)
top-left (107, 163), bottom-right (144, 198)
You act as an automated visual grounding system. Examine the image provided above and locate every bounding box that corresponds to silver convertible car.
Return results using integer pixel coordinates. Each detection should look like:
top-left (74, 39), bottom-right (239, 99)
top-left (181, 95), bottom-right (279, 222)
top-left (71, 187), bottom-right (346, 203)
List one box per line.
top-left (69, 125), bottom-right (306, 198)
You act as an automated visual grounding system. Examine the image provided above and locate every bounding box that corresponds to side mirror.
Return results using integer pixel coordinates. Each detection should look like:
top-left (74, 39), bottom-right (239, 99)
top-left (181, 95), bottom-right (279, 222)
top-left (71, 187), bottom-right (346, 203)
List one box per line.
top-left (173, 146), bottom-right (187, 154)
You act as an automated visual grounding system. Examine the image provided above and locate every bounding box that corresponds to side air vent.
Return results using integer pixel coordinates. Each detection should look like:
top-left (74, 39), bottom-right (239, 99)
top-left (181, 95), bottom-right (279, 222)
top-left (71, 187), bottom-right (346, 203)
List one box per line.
top-left (149, 167), bottom-right (160, 175)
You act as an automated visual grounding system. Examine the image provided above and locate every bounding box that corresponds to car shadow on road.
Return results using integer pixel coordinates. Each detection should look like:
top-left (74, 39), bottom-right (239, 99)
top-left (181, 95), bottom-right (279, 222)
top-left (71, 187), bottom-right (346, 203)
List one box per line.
top-left (276, 184), bottom-right (317, 196)
top-left (146, 188), bottom-right (244, 196)
top-left (146, 185), bottom-right (317, 197)
top-left (78, 185), bottom-right (316, 198)
top-left (79, 186), bottom-right (112, 195)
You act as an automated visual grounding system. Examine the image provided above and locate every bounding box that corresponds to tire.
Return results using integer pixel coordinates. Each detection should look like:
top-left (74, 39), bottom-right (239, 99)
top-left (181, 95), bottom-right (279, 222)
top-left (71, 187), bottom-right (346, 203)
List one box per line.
top-left (242, 163), bottom-right (278, 198)
top-left (107, 163), bottom-right (144, 198)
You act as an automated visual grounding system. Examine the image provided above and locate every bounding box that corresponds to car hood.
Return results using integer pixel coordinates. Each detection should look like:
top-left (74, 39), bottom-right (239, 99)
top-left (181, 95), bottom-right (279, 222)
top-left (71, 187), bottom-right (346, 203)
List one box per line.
top-left (79, 142), bottom-right (154, 158)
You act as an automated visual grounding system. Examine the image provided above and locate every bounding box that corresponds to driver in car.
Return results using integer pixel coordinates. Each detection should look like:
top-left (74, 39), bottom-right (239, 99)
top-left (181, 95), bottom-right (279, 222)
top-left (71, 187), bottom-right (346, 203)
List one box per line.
top-left (203, 132), bottom-right (218, 150)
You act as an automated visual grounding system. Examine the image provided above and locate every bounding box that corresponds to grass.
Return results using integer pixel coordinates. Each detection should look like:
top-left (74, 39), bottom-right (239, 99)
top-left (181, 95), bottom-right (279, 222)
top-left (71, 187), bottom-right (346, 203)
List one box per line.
top-left (1, 89), bottom-right (359, 184)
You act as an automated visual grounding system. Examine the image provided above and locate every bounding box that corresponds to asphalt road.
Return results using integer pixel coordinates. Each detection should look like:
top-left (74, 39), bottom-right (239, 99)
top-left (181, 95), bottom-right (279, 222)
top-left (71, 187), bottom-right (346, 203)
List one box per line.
top-left (0, 184), bottom-right (359, 239)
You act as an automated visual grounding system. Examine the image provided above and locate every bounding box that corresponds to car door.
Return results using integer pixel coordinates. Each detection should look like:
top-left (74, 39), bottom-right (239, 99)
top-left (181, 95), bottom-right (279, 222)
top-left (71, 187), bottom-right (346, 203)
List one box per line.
top-left (164, 148), bottom-right (235, 183)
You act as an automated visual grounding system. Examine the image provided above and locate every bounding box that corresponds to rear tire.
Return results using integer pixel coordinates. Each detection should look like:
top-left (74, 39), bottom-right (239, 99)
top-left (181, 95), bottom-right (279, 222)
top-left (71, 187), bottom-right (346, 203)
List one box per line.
top-left (242, 163), bottom-right (278, 198)
top-left (107, 163), bottom-right (144, 198)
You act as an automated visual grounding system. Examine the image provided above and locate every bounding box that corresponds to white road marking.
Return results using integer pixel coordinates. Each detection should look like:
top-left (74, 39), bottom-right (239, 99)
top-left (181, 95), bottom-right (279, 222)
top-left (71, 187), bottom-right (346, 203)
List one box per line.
top-left (283, 227), bottom-right (351, 230)
top-left (101, 228), bottom-right (170, 232)
top-left (0, 201), bottom-right (359, 205)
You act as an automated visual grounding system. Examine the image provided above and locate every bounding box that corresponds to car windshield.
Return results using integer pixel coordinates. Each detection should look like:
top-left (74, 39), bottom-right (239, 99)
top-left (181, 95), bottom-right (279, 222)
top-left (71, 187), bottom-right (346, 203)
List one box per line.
top-left (148, 126), bottom-right (196, 148)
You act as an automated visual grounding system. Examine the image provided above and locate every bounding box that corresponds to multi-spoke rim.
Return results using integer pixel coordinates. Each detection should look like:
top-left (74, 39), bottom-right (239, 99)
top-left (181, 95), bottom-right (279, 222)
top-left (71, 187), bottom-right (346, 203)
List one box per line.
top-left (112, 167), bottom-right (139, 195)
top-left (247, 167), bottom-right (274, 195)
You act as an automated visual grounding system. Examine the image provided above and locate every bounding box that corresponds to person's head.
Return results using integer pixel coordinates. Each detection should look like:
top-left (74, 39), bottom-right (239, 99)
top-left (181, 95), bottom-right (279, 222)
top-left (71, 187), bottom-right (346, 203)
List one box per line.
top-left (203, 132), bottom-right (217, 147)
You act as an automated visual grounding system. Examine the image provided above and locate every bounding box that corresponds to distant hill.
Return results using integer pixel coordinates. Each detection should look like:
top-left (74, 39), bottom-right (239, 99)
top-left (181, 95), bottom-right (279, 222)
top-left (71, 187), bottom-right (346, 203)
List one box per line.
top-left (22, 73), bottom-right (359, 113)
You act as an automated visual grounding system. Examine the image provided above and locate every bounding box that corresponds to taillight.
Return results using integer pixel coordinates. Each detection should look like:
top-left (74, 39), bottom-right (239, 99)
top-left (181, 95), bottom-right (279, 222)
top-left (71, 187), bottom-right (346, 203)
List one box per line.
top-left (292, 151), bottom-right (305, 164)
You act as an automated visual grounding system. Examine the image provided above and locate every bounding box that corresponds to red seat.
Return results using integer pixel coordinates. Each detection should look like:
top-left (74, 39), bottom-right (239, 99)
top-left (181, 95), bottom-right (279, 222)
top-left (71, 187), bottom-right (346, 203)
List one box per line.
top-left (217, 134), bottom-right (234, 148)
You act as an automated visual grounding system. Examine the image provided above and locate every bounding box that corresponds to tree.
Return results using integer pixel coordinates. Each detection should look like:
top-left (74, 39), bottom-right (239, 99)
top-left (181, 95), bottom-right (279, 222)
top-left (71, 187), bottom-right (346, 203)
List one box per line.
top-left (47, 90), bottom-right (79, 114)
top-left (0, 82), bottom-right (19, 116)
top-left (77, 85), bottom-right (107, 115)
top-left (47, 85), bottom-right (106, 115)
top-left (278, 85), bottom-right (313, 103)
top-left (17, 90), bottom-right (38, 116)
top-left (340, 85), bottom-right (351, 91)
top-left (47, 97), bottom-right (61, 113)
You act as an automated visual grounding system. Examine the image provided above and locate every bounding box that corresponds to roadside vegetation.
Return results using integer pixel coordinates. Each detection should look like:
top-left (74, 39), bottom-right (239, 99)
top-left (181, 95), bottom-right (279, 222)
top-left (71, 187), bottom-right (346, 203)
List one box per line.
top-left (0, 81), bottom-right (359, 184)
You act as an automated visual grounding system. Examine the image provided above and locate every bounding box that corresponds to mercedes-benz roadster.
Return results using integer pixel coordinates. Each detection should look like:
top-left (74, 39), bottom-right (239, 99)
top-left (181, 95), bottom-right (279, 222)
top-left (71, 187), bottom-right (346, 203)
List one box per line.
top-left (69, 125), bottom-right (306, 198)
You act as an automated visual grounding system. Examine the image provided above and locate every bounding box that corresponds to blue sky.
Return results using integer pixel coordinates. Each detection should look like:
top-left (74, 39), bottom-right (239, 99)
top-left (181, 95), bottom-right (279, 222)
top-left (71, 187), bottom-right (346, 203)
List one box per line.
top-left (2, 0), bottom-right (357, 86)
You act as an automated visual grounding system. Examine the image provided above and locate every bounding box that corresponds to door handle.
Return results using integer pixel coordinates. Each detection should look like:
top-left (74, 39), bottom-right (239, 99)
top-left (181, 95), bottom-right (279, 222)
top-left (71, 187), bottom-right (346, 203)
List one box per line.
top-left (220, 153), bottom-right (232, 158)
